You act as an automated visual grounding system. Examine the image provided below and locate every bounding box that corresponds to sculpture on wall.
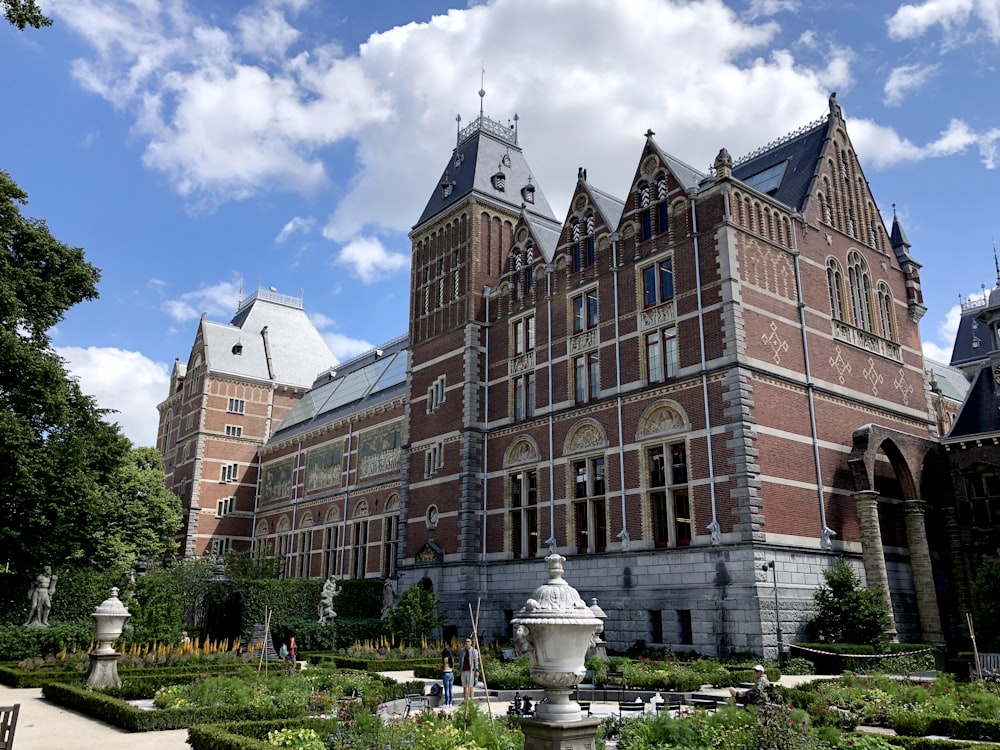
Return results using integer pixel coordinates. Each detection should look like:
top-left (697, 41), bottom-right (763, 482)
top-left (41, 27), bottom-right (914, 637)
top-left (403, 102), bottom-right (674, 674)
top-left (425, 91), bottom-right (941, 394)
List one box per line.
top-left (24, 565), bottom-right (57, 628)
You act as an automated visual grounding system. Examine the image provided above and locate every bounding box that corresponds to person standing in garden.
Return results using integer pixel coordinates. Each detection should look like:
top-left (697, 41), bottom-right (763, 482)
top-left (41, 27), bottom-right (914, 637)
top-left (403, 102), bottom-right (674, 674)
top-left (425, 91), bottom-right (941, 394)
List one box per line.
top-left (441, 647), bottom-right (455, 706)
top-left (458, 636), bottom-right (479, 702)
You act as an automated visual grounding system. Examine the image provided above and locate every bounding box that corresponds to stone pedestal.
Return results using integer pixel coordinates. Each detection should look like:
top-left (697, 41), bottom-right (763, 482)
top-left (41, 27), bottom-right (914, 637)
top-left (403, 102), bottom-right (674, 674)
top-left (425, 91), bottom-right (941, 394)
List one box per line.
top-left (520, 715), bottom-right (602, 750)
top-left (85, 651), bottom-right (123, 688)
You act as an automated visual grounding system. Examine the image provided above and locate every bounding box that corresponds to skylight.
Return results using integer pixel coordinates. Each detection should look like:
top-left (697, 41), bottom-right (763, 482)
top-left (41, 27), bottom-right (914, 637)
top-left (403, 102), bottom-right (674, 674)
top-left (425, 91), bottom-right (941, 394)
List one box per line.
top-left (742, 161), bottom-right (787, 194)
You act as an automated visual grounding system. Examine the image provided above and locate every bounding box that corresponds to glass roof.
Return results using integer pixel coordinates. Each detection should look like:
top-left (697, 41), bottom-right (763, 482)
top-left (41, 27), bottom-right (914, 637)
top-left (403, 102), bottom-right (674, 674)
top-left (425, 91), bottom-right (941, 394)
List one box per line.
top-left (742, 161), bottom-right (787, 194)
top-left (276, 349), bottom-right (408, 432)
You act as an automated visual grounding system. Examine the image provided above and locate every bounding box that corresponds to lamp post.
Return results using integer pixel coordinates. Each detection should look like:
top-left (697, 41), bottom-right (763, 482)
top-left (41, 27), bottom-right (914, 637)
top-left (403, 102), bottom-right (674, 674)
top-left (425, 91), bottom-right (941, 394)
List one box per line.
top-left (762, 561), bottom-right (784, 665)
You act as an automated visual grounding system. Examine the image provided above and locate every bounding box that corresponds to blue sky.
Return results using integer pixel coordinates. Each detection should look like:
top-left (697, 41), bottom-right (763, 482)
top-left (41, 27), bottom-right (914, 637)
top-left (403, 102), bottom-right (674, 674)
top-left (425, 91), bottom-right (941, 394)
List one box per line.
top-left (3, 0), bottom-right (998, 447)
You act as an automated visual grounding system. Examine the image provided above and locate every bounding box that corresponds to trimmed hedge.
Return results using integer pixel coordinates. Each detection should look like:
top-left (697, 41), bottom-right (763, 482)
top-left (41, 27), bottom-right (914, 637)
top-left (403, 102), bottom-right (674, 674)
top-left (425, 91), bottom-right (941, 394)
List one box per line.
top-left (886, 737), bottom-right (1000, 750)
top-left (319, 655), bottom-right (439, 672)
top-left (41, 682), bottom-right (307, 732)
top-left (188, 718), bottom-right (334, 750)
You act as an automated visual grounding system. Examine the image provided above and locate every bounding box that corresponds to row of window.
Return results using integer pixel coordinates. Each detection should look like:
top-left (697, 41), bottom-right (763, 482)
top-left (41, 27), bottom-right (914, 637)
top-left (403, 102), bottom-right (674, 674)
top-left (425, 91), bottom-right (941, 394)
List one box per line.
top-left (826, 251), bottom-right (898, 341)
top-left (507, 442), bottom-right (691, 558)
top-left (252, 514), bottom-right (400, 580)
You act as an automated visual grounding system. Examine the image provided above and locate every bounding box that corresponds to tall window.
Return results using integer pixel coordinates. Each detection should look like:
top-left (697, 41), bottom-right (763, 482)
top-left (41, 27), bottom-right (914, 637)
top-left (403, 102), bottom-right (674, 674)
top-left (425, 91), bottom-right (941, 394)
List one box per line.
top-left (962, 471), bottom-right (1000, 527)
top-left (573, 456), bottom-right (607, 554)
top-left (514, 372), bottom-right (535, 420)
top-left (574, 351), bottom-right (600, 404)
top-left (847, 250), bottom-right (873, 331)
top-left (646, 327), bottom-right (678, 382)
top-left (297, 529), bottom-right (312, 577)
top-left (647, 442), bottom-right (692, 547)
top-left (425, 443), bottom-right (443, 477)
top-left (572, 289), bottom-right (598, 333)
top-left (877, 282), bottom-right (897, 342)
top-left (827, 258), bottom-right (846, 321)
top-left (382, 511), bottom-right (399, 578)
top-left (510, 469), bottom-right (538, 560)
top-left (323, 523), bottom-right (340, 578)
top-left (227, 398), bottom-right (245, 414)
top-left (352, 521), bottom-right (368, 579)
top-left (220, 462), bottom-right (239, 483)
top-left (513, 315), bottom-right (535, 354)
top-left (642, 258), bottom-right (674, 308)
top-left (427, 375), bottom-right (446, 413)
top-left (216, 496), bottom-right (234, 518)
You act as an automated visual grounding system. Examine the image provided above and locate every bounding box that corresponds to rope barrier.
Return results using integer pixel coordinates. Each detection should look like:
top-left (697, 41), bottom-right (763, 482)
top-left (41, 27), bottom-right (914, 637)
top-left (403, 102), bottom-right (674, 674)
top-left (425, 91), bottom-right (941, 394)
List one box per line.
top-left (788, 644), bottom-right (934, 659)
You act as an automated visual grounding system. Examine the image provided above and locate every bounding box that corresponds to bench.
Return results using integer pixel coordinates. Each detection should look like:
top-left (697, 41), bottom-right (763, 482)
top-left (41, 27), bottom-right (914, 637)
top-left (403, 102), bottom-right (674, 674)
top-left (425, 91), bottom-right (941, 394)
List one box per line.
top-left (618, 701), bottom-right (645, 718)
top-left (574, 670), bottom-right (595, 701)
top-left (0, 704), bottom-right (18, 750)
top-left (578, 700), bottom-right (592, 717)
top-left (404, 691), bottom-right (427, 715)
top-left (604, 669), bottom-right (624, 702)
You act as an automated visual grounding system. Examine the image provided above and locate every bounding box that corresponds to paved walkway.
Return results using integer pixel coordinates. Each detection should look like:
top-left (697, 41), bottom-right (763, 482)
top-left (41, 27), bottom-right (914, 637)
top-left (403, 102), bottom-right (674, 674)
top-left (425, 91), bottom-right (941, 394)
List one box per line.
top-left (0, 672), bottom-right (831, 750)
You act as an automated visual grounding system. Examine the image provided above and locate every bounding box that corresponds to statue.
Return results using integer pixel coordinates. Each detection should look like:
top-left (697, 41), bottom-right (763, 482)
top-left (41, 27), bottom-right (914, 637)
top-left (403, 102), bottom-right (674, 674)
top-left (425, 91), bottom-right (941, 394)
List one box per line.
top-left (380, 577), bottom-right (397, 620)
top-left (318, 577), bottom-right (338, 623)
top-left (24, 565), bottom-right (57, 628)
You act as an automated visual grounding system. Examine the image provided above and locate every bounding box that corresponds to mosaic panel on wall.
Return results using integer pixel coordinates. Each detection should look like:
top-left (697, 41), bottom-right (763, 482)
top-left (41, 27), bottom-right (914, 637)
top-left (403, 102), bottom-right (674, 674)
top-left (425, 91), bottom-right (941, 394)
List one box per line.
top-left (358, 422), bottom-right (403, 480)
top-left (260, 460), bottom-right (294, 507)
top-left (305, 443), bottom-right (344, 494)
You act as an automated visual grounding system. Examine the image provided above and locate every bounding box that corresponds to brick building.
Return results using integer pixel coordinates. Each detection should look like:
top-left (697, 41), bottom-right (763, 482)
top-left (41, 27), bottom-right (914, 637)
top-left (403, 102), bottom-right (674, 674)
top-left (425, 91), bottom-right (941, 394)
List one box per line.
top-left (160, 93), bottom-right (975, 656)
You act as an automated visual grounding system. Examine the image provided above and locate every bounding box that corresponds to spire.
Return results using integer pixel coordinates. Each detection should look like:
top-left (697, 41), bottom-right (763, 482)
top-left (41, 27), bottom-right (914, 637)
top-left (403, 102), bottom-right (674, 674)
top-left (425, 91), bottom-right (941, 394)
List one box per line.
top-left (889, 204), bottom-right (911, 251)
top-left (479, 62), bottom-right (485, 118)
top-left (993, 238), bottom-right (999, 288)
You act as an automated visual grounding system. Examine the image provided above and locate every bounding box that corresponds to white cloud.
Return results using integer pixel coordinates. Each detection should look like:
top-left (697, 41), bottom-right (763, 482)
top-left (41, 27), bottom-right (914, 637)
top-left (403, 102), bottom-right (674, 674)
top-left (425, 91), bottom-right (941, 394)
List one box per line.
top-left (323, 332), bottom-right (375, 361)
top-left (921, 340), bottom-right (953, 363)
top-left (59, 346), bottom-right (170, 447)
top-left (276, 216), bottom-right (315, 243)
top-left (849, 117), bottom-right (996, 168)
top-left (161, 278), bottom-right (243, 323)
top-left (335, 236), bottom-right (409, 284)
top-left (886, 0), bottom-right (989, 40)
top-left (884, 63), bottom-right (938, 106)
top-left (745, 0), bottom-right (799, 19)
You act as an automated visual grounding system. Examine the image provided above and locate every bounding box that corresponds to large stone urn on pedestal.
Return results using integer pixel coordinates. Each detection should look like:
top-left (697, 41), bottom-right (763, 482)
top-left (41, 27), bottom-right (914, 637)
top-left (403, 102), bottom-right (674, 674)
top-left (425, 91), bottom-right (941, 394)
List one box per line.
top-left (85, 587), bottom-right (131, 689)
top-left (511, 554), bottom-right (603, 750)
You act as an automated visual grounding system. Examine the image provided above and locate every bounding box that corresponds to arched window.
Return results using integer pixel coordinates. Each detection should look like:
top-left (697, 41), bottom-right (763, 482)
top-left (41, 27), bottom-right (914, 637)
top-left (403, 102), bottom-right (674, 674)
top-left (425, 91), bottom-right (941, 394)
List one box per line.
top-left (827, 258), bottom-right (846, 321)
top-left (847, 250), bottom-right (873, 331)
top-left (877, 282), bottom-right (897, 342)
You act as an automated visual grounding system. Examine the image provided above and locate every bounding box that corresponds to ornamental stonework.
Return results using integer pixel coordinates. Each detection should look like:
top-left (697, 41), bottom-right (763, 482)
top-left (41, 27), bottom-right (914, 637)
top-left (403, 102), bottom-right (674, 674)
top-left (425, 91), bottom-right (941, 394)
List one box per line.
top-left (304, 443), bottom-right (344, 493)
top-left (358, 422), bottom-right (402, 480)
top-left (261, 460), bottom-right (294, 506)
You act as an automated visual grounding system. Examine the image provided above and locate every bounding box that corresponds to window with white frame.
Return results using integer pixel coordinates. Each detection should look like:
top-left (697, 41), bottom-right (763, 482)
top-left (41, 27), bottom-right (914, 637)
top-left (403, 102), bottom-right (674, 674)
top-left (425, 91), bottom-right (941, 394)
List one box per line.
top-left (225, 424), bottom-right (243, 437)
top-left (220, 462), bottom-right (239, 483)
top-left (514, 372), bottom-right (536, 420)
top-left (216, 496), bottom-right (234, 518)
top-left (645, 326), bottom-right (678, 382)
top-left (227, 398), bottom-right (245, 414)
top-left (572, 289), bottom-right (598, 333)
top-left (572, 456), bottom-right (607, 553)
top-left (641, 258), bottom-right (674, 308)
top-left (509, 469), bottom-right (538, 560)
top-left (382, 512), bottom-right (399, 578)
top-left (513, 314), bottom-right (536, 355)
top-left (427, 375), bottom-right (446, 413)
top-left (211, 537), bottom-right (231, 556)
top-left (647, 441), bottom-right (692, 548)
top-left (574, 351), bottom-right (600, 404)
top-left (425, 442), bottom-right (443, 477)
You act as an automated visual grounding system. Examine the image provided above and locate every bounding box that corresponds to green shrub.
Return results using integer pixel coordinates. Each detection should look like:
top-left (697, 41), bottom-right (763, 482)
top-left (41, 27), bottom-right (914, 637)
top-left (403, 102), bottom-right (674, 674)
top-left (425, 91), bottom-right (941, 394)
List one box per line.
top-left (0, 621), bottom-right (95, 660)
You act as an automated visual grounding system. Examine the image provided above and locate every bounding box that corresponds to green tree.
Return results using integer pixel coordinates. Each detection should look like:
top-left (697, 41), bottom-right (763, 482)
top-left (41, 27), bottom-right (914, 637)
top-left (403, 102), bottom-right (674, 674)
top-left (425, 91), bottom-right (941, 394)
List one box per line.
top-left (807, 557), bottom-right (892, 647)
top-left (973, 562), bottom-right (1000, 651)
top-left (3, 0), bottom-right (51, 29)
top-left (0, 171), bottom-right (179, 619)
top-left (386, 582), bottom-right (446, 645)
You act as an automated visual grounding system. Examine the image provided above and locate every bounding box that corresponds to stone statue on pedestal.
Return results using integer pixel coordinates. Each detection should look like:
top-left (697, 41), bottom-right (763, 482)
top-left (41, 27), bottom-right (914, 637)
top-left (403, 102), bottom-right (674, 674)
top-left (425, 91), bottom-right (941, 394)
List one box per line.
top-left (24, 565), bottom-right (57, 628)
top-left (318, 578), bottom-right (338, 623)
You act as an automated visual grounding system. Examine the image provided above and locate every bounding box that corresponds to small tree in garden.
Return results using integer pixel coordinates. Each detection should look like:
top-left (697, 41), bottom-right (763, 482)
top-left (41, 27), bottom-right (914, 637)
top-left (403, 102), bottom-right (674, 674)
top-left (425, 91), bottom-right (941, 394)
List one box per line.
top-left (973, 562), bottom-right (1000, 651)
top-left (807, 556), bottom-right (891, 646)
top-left (386, 582), bottom-right (446, 646)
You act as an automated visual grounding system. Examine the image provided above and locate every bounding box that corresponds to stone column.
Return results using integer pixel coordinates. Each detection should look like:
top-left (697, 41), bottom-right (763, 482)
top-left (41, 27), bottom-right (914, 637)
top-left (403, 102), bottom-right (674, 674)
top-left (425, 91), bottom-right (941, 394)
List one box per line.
top-left (903, 499), bottom-right (944, 646)
top-left (852, 490), bottom-right (897, 640)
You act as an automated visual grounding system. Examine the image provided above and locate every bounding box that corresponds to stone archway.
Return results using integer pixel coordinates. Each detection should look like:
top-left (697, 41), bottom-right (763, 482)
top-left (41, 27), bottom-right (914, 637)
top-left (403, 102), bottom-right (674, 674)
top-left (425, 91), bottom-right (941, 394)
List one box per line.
top-left (848, 425), bottom-right (944, 645)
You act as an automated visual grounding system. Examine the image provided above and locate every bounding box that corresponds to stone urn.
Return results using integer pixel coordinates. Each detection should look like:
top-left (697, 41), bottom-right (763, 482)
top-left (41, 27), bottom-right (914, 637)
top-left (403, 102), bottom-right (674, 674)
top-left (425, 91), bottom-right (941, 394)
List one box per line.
top-left (511, 554), bottom-right (603, 722)
top-left (85, 587), bottom-right (131, 688)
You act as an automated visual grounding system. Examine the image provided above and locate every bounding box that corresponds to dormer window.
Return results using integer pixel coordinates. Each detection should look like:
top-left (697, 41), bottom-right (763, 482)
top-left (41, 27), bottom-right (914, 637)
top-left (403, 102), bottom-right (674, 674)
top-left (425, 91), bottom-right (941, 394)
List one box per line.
top-left (454, 153), bottom-right (464, 169)
top-left (441, 171), bottom-right (455, 198)
top-left (502, 151), bottom-right (511, 167)
top-left (493, 170), bottom-right (506, 191)
top-left (521, 181), bottom-right (536, 204)
top-left (232, 343), bottom-right (243, 355)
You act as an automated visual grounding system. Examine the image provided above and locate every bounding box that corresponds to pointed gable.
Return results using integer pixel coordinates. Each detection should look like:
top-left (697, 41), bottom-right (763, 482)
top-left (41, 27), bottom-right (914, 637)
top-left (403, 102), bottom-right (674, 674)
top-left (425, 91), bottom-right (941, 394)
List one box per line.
top-left (415, 113), bottom-right (558, 230)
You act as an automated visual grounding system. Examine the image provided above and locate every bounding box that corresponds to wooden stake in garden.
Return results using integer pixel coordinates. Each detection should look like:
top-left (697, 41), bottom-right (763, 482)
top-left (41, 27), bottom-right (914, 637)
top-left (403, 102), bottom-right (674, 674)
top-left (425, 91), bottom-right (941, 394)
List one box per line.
top-left (968, 611), bottom-right (982, 681)
top-left (468, 599), bottom-right (493, 719)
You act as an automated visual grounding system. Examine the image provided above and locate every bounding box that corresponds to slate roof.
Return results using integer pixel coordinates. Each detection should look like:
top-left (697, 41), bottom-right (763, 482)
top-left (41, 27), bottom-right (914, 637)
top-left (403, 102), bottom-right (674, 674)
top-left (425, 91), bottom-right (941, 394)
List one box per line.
top-left (947, 359), bottom-right (1000, 439)
top-left (925, 357), bottom-right (971, 402)
top-left (270, 334), bottom-right (408, 442)
top-left (588, 184), bottom-right (626, 233)
top-left (414, 114), bottom-right (559, 230)
top-left (950, 294), bottom-right (994, 369)
top-left (204, 289), bottom-right (336, 389)
top-left (523, 211), bottom-right (563, 263)
top-left (731, 117), bottom-right (828, 212)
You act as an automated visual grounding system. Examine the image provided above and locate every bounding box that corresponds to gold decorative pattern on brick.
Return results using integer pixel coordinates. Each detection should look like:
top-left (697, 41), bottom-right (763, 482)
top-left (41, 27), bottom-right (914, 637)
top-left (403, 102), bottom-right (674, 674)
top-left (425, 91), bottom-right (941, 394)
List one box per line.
top-left (863, 358), bottom-right (884, 395)
top-left (894, 368), bottom-right (914, 406)
top-left (828, 345), bottom-right (852, 384)
top-left (761, 320), bottom-right (789, 364)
